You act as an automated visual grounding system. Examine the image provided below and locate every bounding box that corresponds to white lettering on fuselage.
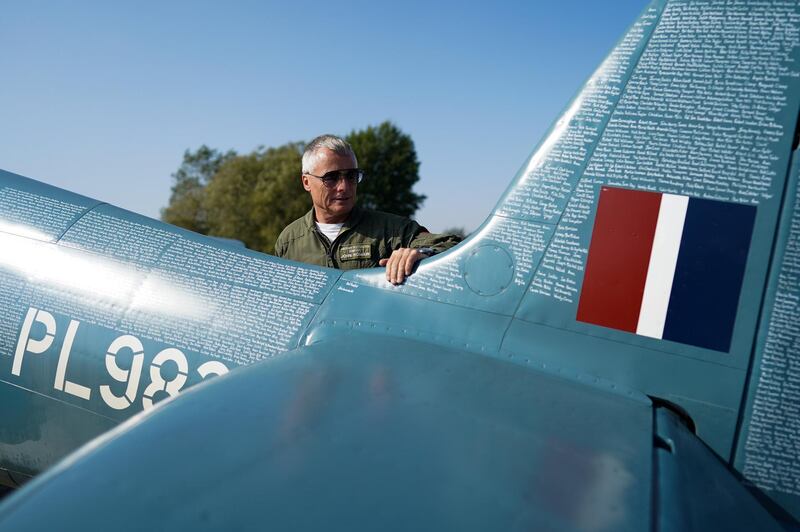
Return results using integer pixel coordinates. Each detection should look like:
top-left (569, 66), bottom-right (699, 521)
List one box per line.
top-left (11, 307), bottom-right (229, 411)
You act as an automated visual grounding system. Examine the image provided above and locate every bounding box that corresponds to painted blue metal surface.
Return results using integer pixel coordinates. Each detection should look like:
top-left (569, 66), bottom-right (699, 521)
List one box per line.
top-left (655, 408), bottom-right (785, 531)
top-left (0, 333), bottom-right (653, 531)
top-left (0, 0), bottom-right (797, 528)
top-left (0, 170), bottom-right (341, 477)
top-left (734, 141), bottom-right (800, 516)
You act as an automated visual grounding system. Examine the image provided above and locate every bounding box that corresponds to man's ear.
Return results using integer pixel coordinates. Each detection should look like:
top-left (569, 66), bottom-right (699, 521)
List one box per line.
top-left (301, 174), bottom-right (311, 192)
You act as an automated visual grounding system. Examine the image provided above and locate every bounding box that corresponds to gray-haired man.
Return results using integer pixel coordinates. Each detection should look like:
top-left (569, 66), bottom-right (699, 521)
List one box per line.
top-left (275, 134), bottom-right (460, 284)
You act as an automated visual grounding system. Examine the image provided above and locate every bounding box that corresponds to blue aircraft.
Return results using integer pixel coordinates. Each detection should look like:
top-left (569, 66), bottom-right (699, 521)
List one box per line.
top-left (0, 0), bottom-right (798, 529)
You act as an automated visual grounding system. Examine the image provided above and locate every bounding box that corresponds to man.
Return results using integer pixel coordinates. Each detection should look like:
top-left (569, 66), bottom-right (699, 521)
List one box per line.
top-left (275, 134), bottom-right (460, 284)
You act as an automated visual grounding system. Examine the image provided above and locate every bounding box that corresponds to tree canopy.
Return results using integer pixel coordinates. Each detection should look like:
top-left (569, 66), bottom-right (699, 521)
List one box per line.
top-left (345, 122), bottom-right (425, 218)
top-left (205, 143), bottom-right (306, 253)
top-left (161, 121), bottom-right (425, 254)
top-left (161, 145), bottom-right (236, 234)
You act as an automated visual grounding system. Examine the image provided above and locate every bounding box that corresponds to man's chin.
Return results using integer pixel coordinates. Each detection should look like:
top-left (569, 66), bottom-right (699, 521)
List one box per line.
top-left (324, 202), bottom-right (354, 220)
top-left (329, 201), bottom-right (353, 212)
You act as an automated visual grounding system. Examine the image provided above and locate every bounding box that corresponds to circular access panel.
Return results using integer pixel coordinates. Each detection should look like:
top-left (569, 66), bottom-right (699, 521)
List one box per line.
top-left (463, 245), bottom-right (514, 296)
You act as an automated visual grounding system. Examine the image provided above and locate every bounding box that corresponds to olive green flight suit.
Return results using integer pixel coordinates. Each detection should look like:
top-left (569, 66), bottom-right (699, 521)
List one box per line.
top-left (274, 206), bottom-right (461, 270)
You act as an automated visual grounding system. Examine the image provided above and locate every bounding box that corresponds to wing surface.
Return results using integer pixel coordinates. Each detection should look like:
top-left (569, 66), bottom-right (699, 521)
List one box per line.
top-left (0, 333), bottom-right (784, 531)
top-left (0, 334), bottom-right (653, 531)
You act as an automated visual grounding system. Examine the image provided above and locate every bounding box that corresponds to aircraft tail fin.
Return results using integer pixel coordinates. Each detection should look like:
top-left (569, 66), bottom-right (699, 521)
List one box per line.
top-left (342, 0), bottom-right (800, 520)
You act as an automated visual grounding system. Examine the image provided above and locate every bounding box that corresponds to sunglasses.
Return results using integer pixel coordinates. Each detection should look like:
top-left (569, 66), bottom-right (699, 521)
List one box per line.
top-left (304, 168), bottom-right (365, 188)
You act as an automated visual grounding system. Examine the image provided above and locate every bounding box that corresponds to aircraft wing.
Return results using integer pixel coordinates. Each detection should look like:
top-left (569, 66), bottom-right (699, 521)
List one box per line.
top-left (0, 332), bottom-right (783, 531)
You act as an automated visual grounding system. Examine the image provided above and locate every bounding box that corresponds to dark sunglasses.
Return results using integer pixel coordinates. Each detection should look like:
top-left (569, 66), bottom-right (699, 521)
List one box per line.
top-left (304, 168), bottom-right (365, 188)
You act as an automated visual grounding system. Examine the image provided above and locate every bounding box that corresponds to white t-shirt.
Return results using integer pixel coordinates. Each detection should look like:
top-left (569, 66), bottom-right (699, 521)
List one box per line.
top-left (316, 222), bottom-right (344, 243)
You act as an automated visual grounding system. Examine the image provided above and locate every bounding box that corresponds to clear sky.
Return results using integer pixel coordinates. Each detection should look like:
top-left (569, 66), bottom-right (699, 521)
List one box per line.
top-left (0, 0), bottom-right (646, 234)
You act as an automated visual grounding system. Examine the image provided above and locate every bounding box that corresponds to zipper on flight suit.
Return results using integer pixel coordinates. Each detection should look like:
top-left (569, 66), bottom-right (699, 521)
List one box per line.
top-left (311, 225), bottom-right (351, 269)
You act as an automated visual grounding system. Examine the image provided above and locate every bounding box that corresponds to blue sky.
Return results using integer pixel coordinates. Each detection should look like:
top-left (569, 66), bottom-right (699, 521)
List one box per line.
top-left (0, 0), bottom-right (646, 233)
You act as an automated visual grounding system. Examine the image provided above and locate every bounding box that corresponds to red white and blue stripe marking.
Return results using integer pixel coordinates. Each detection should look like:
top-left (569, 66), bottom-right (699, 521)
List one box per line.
top-left (576, 187), bottom-right (756, 352)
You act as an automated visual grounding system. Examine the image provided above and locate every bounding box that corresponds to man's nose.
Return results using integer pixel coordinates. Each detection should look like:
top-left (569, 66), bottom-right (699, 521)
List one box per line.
top-left (335, 176), bottom-right (353, 191)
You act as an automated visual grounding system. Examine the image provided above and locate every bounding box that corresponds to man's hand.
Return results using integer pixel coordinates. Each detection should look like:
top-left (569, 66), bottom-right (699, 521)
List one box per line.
top-left (379, 248), bottom-right (428, 285)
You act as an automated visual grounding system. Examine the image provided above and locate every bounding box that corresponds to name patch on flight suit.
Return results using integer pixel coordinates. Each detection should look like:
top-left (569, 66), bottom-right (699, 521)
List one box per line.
top-left (339, 244), bottom-right (372, 261)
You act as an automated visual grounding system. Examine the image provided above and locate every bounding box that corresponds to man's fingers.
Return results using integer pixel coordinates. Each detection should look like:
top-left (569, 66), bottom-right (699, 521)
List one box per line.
top-left (392, 251), bottom-right (405, 284)
top-left (384, 252), bottom-right (399, 283)
top-left (404, 250), bottom-right (420, 275)
top-left (382, 248), bottom-right (425, 285)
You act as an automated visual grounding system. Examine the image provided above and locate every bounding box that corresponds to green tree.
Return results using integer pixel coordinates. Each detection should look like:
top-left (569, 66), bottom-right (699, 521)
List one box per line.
top-left (204, 143), bottom-right (306, 253)
top-left (346, 121), bottom-right (425, 217)
top-left (161, 122), bottom-right (427, 254)
top-left (161, 145), bottom-right (236, 234)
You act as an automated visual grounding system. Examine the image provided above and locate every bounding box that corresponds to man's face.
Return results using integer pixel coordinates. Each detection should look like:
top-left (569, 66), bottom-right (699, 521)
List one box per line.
top-left (302, 148), bottom-right (358, 224)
